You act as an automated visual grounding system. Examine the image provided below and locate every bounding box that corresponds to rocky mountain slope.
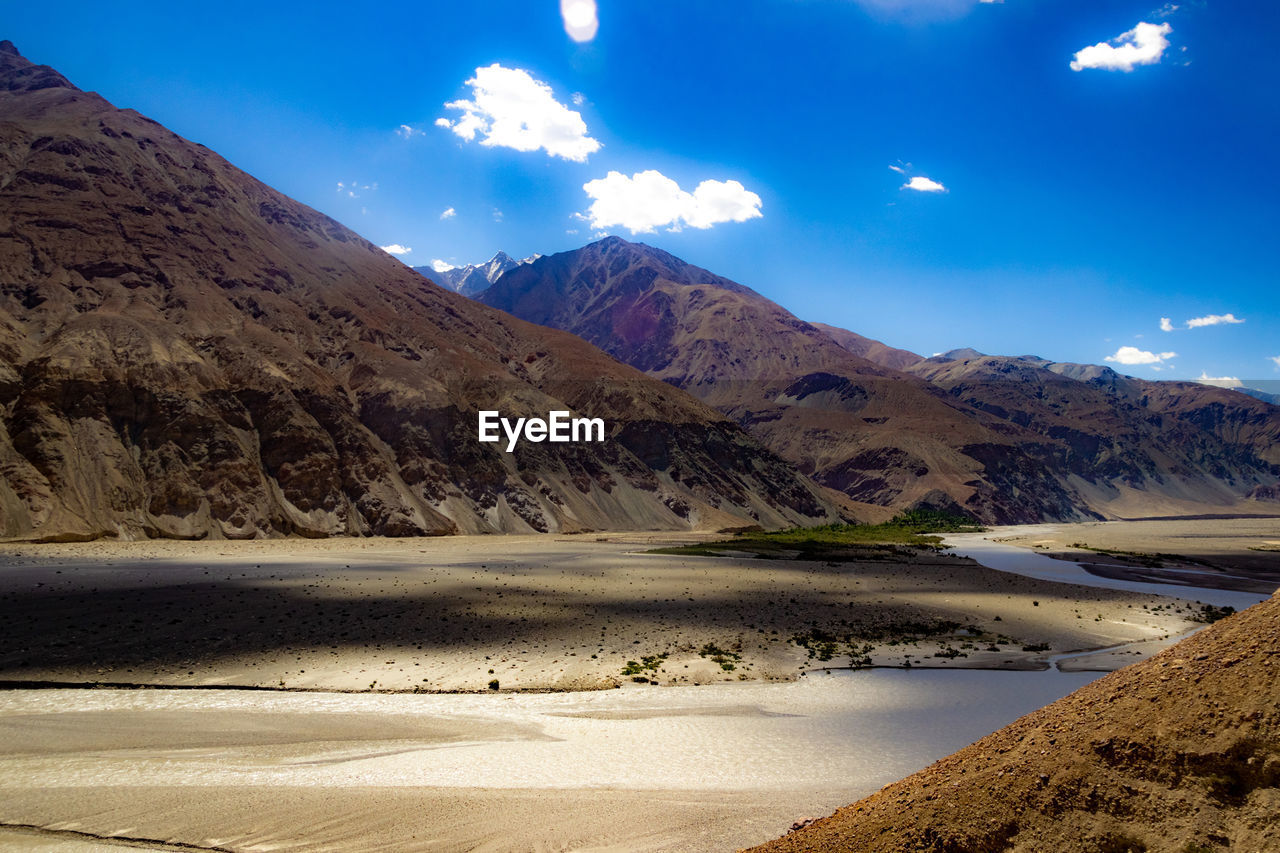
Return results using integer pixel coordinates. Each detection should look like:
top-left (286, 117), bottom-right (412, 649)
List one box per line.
top-left (0, 42), bottom-right (842, 540)
top-left (906, 352), bottom-right (1280, 517)
top-left (812, 322), bottom-right (923, 370)
top-left (415, 250), bottom-right (538, 297)
top-left (749, 593), bottom-right (1280, 853)
top-left (481, 237), bottom-right (1108, 523)
top-left (479, 238), bottom-right (1280, 523)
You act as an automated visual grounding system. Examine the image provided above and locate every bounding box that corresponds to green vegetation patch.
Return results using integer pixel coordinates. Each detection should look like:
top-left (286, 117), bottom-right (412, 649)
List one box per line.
top-left (622, 652), bottom-right (669, 678)
top-left (792, 619), bottom-right (1006, 668)
top-left (1070, 543), bottom-right (1216, 569)
top-left (698, 642), bottom-right (742, 671)
top-left (1191, 604), bottom-right (1235, 624)
top-left (652, 510), bottom-right (984, 560)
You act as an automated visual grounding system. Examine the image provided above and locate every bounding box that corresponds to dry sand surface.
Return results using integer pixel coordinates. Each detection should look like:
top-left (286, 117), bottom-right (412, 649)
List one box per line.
top-left (0, 784), bottom-right (819, 852)
top-left (0, 528), bottom-right (1253, 852)
top-left (0, 533), bottom-right (1210, 691)
top-left (0, 667), bottom-right (1104, 852)
top-left (748, 591), bottom-right (1280, 853)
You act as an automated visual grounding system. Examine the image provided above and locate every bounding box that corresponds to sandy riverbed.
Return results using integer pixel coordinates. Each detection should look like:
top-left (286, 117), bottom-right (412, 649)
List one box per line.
top-left (0, 532), bottom-right (1208, 691)
top-left (982, 517), bottom-right (1280, 594)
top-left (0, 524), bottom-right (1268, 851)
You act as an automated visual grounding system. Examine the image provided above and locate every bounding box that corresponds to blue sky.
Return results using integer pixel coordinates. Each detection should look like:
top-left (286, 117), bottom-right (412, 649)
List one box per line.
top-left (8, 1), bottom-right (1279, 380)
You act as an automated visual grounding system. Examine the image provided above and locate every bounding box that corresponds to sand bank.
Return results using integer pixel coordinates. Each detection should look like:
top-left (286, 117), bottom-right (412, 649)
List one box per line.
top-left (0, 533), bottom-right (1207, 692)
top-left (0, 668), bottom-right (1100, 852)
top-left (972, 517), bottom-right (1280, 597)
top-left (0, 525), bottom-right (1268, 851)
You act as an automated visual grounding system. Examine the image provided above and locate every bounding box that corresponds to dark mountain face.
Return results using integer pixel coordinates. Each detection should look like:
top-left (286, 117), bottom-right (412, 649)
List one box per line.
top-left (0, 43), bottom-right (843, 540)
top-left (907, 355), bottom-right (1280, 515)
top-left (480, 237), bottom-right (1280, 523)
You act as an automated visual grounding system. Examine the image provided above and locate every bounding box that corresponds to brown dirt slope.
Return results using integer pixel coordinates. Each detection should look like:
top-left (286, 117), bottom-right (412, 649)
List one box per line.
top-left (747, 594), bottom-right (1280, 853)
top-left (812, 322), bottom-right (924, 371)
top-left (0, 42), bottom-right (842, 539)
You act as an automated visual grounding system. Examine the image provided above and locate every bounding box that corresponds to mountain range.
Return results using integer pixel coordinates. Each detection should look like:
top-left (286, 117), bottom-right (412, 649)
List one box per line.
top-left (478, 238), bottom-right (1280, 524)
top-left (0, 41), bottom-right (842, 540)
top-left (414, 251), bottom-right (540, 297)
top-left (1, 40), bottom-right (1276, 540)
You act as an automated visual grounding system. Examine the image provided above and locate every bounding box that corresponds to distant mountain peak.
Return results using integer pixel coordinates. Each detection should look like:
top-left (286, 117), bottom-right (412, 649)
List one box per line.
top-left (936, 347), bottom-right (985, 362)
top-left (0, 40), bottom-right (20, 56)
top-left (414, 250), bottom-right (540, 297)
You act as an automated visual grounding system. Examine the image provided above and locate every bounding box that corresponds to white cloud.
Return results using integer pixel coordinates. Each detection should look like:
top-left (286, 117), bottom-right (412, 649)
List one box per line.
top-left (439, 207), bottom-right (456, 220)
top-left (438, 64), bottom-right (601, 162)
top-left (493, 208), bottom-right (504, 222)
top-left (1271, 356), bottom-right (1280, 371)
top-left (1105, 346), bottom-right (1177, 366)
top-left (1186, 313), bottom-right (1245, 328)
top-left (336, 180), bottom-right (376, 199)
top-left (560, 0), bottom-right (599, 42)
top-left (1070, 22), bottom-right (1172, 72)
top-left (888, 164), bottom-right (907, 175)
top-left (1159, 317), bottom-right (1174, 332)
top-left (581, 170), bottom-right (763, 234)
top-left (431, 259), bottom-right (457, 273)
top-left (1196, 371), bottom-right (1242, 387)
top-left (380, 244), bottom-right (412, 256)
top-left (396, 124), bottom-right (424, 139)
top-left (572, 92), bottom-right (586, 107)
top-left (903, 176), bottom-right (947, 193)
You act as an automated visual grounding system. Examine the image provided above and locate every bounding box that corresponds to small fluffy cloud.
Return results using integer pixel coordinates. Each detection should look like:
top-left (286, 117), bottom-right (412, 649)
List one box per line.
top-left (581, 170), bottom-right (763, 234)
top-left (903, 176), bottom-right (947, 192)
top-left (1196, 371), bottom-right (1242, 387)
top-left (1186, 313), bottom-right (1245, 328)
top-left (1105, 346), bottom-right (1176, 366)
top-left (560, 0), bottom-right (599, 42)
top-left (439, 207), bottom-right (456, 220)
top-left (1160, 317), bottom-right (1174, 332)
top-left (1271, 356), bottom-right (1280, 371)
top-left (380, 244), bottom-right (412, 256)
top-left (336, 180), bottom-right (376, 199)
top-left (431, 260), bottom-right (457, 273)
top-left (438, 64), bottom-right (600, 162)
top-left (396, 124), bottom-right (424, 139)
top-left (1070, 22), bottom-right (1172, 72)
